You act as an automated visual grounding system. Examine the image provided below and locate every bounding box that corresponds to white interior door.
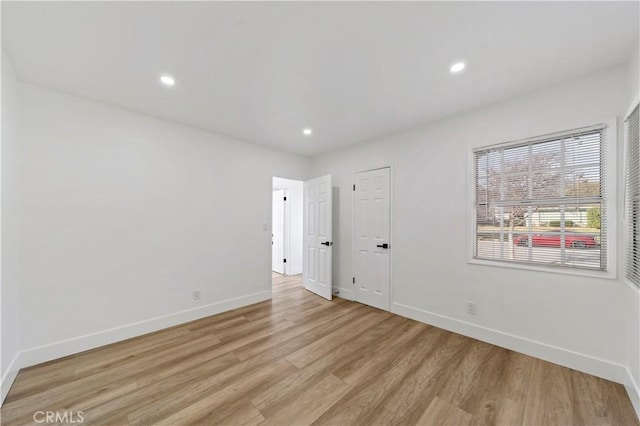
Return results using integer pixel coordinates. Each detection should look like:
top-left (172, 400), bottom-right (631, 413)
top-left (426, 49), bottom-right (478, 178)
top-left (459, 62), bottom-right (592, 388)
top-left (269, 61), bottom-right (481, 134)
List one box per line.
top-left (272, 189), bottom-right (285, 274)
top-left (303, 175), bottom-right (333, 300)
top-left (353, 167), bottom-right (390, 311)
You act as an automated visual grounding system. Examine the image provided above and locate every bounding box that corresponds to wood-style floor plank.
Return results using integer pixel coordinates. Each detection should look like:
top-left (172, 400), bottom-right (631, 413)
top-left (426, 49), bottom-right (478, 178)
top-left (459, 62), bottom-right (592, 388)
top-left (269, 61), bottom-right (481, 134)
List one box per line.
top-left (258, 374), bottom-right (351, 426)
top-left (417, 396), bottom-right (473, 426)
top-left (523, 359), bottom-right (577, 425)
top-left (1, 273), bottom-right (638, 426)
top-left (359, 332), bottom-right (471, 426)
top-left (250, 315), bottom-right (408, 420)
top-left (313, 327), bottom-right (457, 425)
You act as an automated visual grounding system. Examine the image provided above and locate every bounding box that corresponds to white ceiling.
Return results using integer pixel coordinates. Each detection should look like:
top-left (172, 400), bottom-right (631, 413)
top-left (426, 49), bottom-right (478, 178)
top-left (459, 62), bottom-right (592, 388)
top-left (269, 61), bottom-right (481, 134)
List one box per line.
top-left (2, 2), bottom-right (638, 156)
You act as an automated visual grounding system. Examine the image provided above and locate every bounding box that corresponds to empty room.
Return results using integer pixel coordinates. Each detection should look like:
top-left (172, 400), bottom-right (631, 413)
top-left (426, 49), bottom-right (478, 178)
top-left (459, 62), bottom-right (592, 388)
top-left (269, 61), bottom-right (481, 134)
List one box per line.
top-left (1, 1), bottom-right (640, 425)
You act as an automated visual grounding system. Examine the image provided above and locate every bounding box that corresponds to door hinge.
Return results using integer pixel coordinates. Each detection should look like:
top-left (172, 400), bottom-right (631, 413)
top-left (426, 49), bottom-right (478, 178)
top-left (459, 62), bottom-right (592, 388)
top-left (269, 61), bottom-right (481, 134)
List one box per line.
top-left (283, 196), bottom-right (287, 201)
top-left (283, 259), bottom-right (287, 263)
top-left (353, 277), bottom-right (355, 284)
top-left (353, 184), bottom-right (355, 191)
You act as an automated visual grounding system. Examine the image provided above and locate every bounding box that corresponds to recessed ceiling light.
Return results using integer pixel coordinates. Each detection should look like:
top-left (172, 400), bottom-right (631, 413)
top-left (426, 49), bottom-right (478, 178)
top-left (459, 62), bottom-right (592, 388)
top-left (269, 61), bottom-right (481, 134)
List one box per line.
top-left (160, 75), bottom-right (175, 86)
top-left (450, 62), bottom-right (466, 74)
top-left (302, 128), bottom-right (313, 136)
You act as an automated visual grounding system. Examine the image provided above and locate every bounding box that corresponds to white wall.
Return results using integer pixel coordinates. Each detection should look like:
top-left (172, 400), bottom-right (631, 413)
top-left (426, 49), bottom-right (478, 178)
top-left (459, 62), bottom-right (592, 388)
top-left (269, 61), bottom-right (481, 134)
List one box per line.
top-left (311, 66), bottom-right (630, 383)
top-left (628, 45), bottom-right (639, 108)
top-left (10, 83), bottom-right (310, 369)
top-left (1, 50), bottom-right (22, 401)
top-left (273, 177), bottom-right (303, 275)
top-left (626, 288), bottom-right (640, 415)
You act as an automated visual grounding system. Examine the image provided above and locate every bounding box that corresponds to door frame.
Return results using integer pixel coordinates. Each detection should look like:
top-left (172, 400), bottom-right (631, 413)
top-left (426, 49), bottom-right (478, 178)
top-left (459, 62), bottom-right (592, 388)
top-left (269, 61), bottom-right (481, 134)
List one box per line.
top-left (351, 164), bottom-right (393, 309)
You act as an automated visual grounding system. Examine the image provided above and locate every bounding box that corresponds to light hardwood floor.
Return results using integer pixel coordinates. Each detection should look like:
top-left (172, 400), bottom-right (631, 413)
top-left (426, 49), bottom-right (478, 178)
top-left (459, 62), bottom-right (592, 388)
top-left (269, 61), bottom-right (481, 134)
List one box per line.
top-left (2, 273), bottom-right (638, 425)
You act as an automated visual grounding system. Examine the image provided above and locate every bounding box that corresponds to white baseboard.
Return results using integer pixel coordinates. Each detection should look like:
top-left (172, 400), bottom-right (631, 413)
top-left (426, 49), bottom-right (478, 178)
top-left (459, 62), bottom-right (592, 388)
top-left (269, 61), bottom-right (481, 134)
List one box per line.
top-left (391, 301), bottom-right (627, 384)
top-left (625, 367), bottom-right (640, 421)
top-left (1, 352), bottom-right (21, 404)
top-left (1, 290), bottom-right (270, 406)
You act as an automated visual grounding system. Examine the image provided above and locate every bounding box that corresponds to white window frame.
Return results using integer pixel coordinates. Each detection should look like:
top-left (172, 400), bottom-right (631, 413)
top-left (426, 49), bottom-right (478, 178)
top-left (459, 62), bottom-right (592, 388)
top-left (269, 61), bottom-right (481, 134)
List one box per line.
top-left (468, 119), bottom-right (617, 279)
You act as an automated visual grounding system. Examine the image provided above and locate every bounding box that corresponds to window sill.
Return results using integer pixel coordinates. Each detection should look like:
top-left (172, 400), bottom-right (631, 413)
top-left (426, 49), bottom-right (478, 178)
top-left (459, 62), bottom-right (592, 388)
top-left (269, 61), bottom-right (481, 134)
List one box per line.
top-left (468, 258), bottom-right (617, 280)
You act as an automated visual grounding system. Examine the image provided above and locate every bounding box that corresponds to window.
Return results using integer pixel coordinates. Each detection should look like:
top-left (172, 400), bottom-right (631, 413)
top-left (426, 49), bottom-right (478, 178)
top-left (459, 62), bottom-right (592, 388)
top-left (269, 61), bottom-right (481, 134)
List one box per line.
top-left (626, 105), bottom-right (640, 286)
top-left (474, 125), bottom-right (607, 271)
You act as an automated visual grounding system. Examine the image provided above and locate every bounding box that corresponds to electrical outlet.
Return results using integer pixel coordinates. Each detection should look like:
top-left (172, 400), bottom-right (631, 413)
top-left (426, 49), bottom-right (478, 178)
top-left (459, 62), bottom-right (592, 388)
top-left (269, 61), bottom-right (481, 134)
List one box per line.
top-left (193, 289), bottom-right (201, 301)
top-left (467, 301), bottom-right (477, 315)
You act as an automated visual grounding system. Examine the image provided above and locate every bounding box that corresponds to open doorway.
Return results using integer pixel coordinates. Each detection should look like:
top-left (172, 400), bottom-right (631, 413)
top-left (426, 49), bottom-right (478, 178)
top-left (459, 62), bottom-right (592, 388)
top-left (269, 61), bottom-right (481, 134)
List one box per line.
top-left (272, 177), bottom-right (303, 285)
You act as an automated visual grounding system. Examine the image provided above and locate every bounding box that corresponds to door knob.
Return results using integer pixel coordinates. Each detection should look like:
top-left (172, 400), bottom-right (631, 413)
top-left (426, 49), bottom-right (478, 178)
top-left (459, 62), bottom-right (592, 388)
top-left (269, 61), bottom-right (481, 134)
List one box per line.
top-left (376, 243), bottom-right (389, 249)
top-left (321, 241), bottom-right (334, 246)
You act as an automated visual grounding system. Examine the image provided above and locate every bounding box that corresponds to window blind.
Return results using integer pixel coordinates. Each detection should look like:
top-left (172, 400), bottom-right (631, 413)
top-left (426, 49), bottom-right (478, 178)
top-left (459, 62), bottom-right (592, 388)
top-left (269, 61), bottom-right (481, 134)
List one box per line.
top-left (474, 125), bottom-right (607, 271)
top-left (626, 105), bottom-right (640, 286)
